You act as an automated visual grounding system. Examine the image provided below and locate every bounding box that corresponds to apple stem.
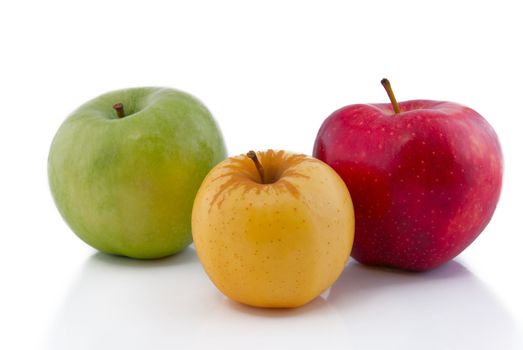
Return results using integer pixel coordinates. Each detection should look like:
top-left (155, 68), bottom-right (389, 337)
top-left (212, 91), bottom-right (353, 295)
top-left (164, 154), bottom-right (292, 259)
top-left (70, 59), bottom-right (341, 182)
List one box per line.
top-left (113, 103), bottom-right (125, 118)
top-left (381, 78), bottom-right (401, 114)
top-left (247, 151), bottom-right (266, 184)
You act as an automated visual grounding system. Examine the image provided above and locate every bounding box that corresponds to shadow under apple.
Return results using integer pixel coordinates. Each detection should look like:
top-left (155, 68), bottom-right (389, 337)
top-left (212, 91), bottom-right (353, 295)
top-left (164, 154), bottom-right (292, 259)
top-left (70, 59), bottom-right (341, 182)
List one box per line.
top-left (46, 246), bottom-right (215, 350)
top-left (46, 248), bottom-right (522, 350)
top-left (190, 294), bottom-right (349, 350)
top-left (326, 259), bottom-right (522, 349)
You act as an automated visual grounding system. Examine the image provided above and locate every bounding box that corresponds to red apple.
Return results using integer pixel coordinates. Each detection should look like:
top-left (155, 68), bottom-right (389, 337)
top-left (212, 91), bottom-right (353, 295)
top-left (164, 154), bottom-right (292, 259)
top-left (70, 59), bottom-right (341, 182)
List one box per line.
top-left (313, 79), bottom-right (503, 271)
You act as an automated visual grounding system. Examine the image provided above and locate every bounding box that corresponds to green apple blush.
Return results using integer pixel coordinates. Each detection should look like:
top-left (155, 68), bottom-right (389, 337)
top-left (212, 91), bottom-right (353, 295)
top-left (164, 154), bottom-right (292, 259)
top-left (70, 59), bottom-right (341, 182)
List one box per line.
top-left (48, 87), bottom-right (227, 259)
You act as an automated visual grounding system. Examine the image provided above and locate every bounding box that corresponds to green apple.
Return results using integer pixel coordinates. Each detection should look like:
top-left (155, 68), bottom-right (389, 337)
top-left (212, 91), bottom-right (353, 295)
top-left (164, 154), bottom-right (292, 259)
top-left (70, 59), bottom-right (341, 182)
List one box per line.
top-left (48, 87), bottom-right (226, 259)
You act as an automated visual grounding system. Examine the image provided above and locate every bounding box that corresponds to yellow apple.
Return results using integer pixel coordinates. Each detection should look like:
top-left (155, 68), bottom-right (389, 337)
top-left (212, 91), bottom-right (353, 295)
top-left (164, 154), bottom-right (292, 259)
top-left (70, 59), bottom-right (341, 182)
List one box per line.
top-left (192, 150), bottom-right (355, 308)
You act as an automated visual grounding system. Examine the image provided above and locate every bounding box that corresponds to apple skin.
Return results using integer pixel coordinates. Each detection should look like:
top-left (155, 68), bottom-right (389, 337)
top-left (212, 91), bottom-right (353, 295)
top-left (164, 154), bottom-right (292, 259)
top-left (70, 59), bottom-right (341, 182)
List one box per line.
top-left (48, 87), bottom-right (226, 259)
top-left (313, 100), bottom-right (502, 271)
top-left (192, 150), bottom-right (355, 308)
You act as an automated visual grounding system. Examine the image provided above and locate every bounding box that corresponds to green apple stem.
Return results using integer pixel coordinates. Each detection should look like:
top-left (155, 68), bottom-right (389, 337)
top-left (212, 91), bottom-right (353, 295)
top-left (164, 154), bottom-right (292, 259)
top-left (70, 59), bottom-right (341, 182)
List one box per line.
top-left (247, 151), bottom-right (266, 184)
top-left (381, 78), bottom-right (401, 114)
top-left (113, 103), bottom-right (125, 118)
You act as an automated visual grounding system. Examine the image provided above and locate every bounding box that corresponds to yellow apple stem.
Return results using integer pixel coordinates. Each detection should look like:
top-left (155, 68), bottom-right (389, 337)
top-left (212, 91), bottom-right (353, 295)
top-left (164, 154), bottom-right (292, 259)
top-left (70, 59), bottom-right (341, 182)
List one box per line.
top-left (113, 103), bottom-right (125, 118)
top-left (247, 151), bottom-right (266, 184)
top-left (381, 78), bottom-right (401, 114)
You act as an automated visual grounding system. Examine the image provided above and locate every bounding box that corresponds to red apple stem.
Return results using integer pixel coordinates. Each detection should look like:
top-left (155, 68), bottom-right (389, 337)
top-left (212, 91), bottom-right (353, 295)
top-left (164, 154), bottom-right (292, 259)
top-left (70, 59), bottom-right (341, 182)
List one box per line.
top-left (247, 151), bottom-right (266, 184)
top-left (113, 103), bottom-right (125, 118)
top-left (381, 78), bottom-right (401, 114)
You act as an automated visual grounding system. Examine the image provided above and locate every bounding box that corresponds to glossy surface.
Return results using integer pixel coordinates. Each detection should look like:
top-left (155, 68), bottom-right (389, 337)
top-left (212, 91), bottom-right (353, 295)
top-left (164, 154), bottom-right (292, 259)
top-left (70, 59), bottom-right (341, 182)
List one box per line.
top-left (314, 101), bottom-right (503, 270)
top-left (48, 88), bottom-right (226, 258)
top-left (192, 150), bottom-right (354, 307)
top-left (45, 247), bottom-right (523, 350)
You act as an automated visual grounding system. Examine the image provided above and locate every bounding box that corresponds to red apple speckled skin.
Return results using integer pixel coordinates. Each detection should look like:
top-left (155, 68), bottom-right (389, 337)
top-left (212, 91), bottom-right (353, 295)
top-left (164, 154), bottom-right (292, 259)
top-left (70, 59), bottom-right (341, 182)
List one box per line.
top-left (313, 100), bottom-right (503, 271)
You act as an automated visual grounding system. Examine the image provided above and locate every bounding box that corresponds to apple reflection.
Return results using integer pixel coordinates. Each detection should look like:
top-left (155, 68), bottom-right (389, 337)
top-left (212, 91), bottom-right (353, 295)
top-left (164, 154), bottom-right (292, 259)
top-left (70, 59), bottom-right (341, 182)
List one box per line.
top-left (191, 295), bottom-right (348, 350)
top-left (47, 247), bottom-right (214, 350)
top-left (47, 249), bottom-right (521, 350)
top-left (327, 260), bottom-right (522, 349)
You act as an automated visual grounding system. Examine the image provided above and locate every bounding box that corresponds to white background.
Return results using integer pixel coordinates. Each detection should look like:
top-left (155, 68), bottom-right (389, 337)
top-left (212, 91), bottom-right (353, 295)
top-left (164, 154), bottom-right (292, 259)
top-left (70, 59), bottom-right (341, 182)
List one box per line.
top-left (1, 1), bottom-right (522, 349)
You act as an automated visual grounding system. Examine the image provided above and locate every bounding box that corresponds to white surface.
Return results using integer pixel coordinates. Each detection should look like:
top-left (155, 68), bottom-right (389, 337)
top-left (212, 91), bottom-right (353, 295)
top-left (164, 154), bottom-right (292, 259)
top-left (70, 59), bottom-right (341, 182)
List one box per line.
top-left (1, 1), bottom-right (522, 349)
